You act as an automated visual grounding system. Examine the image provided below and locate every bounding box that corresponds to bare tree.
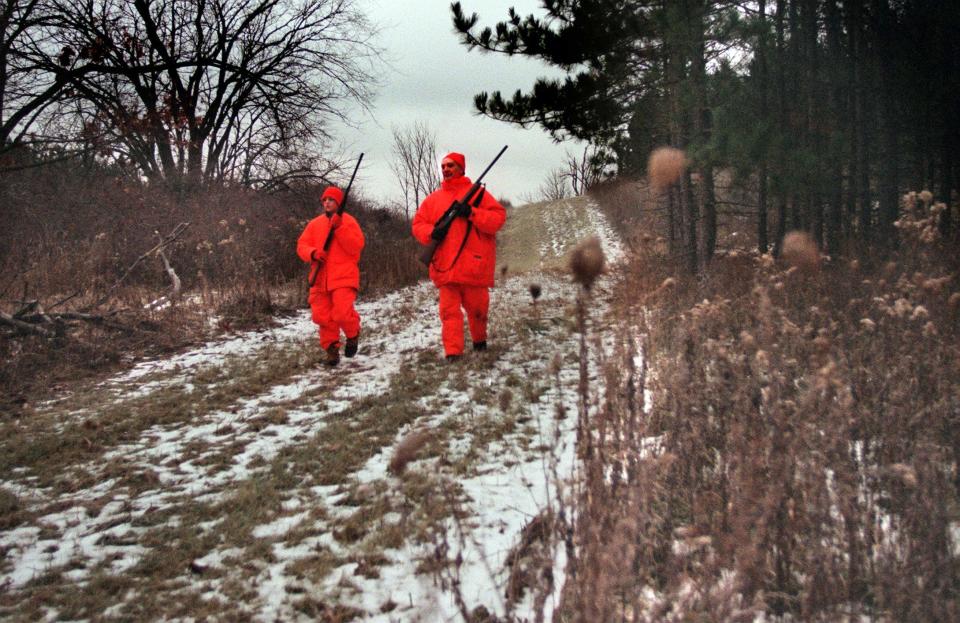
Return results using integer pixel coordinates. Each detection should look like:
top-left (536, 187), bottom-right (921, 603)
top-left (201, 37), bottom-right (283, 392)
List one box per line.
top-left (563, 144), bottom-right (607, 195)
top-left (0, 0), bottom-right (71, 149)
top-left (4, 0), bottom-right (380, 186)
top-left (537, 167), bottom-right (571, 202)
top-left (389, 120), bottom-right (440, 221)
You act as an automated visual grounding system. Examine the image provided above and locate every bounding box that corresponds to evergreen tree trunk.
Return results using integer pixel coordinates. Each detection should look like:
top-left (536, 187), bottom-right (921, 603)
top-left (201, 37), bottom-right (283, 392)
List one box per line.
top-left (667, 186), bottom-right (679, 253)
top-left (938, 126), bottom-right (953, 235)
top-left (774, 0), bottom-right (789, 255)
top-left (844, 2), bottom-right (862, 235)
top-left (666, 0), bottom-right (698, 273)
top-left (703, 168), bottom-right (717, 258)
top-left (873, 0), bottom-right (900, 243)
top-left (802, 0), bottom-right (822, 246)
top-left (825, 0), bottom-right (844, 254)
top-left (691, 0), bottom-right (715, 261)
top-left (684, 170), bottom-right (699, 274)
top-left (788, 0), bottom-right (804, 234)
top-left (858, 99), bottom-right (873, 240)
top-left (858, 28), bottom-right (875, 243)
top-left (757, 0), bottom-right (770, 254)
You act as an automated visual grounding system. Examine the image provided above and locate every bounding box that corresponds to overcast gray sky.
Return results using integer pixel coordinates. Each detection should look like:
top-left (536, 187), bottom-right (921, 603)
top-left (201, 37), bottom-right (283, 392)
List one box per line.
top-left (333, 0), bottom-right (579, 206)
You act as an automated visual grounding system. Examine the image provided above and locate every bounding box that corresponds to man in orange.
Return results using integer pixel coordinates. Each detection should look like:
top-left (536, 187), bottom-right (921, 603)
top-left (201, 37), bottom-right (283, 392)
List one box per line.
top-left (412, 152), bottom-right (506, 360)
top-left (297, 186), bottom-right (365, 366)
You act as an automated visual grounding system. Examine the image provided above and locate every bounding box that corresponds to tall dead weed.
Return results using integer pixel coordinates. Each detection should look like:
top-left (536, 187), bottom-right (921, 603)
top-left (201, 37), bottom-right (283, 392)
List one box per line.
top-left (560, 191), bottom-right (960, 620)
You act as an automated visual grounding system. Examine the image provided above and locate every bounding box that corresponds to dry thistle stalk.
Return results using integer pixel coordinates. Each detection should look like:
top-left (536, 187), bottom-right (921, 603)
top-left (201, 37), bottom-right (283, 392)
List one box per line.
top-left (529, 283), bottom-right (542, 301)
top-left (647, 146), bottom-right (687, 192)
top-left (388, 429), bottom-right (432, 475)
top-left (781, 230), bottom-right (820, 273)
top-left (570, 236), bottom-right (605, 290)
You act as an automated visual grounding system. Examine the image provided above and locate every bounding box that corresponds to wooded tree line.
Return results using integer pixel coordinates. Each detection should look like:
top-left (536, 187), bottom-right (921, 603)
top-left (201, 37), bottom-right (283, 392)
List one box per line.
top-left (453, 0), bottom-right (960, 271)
top-left (0, 0), bottom-right (376, 189)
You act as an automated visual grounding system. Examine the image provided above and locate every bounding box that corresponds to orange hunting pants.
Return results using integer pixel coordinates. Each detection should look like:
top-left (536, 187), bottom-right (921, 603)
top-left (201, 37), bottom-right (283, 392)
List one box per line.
top-left (438, 284), bottom-right (488, 356)
top-left (309, 287), bottom-right (360, 349)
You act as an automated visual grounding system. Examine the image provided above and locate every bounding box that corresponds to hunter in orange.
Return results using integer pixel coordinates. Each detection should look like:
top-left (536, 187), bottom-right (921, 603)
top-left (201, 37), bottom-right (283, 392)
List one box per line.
top-left (297, 186), bottom-right (365, 366)
top-left (412, 151), bottom-right (506, 360)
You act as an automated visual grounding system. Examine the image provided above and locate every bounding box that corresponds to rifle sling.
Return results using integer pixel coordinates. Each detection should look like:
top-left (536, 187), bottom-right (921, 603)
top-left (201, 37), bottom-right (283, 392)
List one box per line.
top-left (432, 221), bottom-right (472, 274)
top-left (432, 187), bottom-right (485, 273)
top-left (309, 214), bottom-right (337, 288)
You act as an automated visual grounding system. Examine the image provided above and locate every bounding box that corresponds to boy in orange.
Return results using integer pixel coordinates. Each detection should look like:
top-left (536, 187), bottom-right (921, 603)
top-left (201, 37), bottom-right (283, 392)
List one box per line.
top-left (412, 152), bottom-right (506, 360)
top-left (297, 186), bottom-right (365, 366)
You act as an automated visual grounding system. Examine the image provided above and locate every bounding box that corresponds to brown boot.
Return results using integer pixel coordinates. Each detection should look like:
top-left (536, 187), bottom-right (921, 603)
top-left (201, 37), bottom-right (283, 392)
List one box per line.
top-left (324, 343), bottom-right (340, 367)
top-left (344, 331), bottom-right (360, 358)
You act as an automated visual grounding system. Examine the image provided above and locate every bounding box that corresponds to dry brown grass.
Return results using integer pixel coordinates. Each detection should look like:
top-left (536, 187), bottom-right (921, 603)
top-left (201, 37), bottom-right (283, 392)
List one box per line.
top-left (555, 189), bottom-right (960, 621)
top-left (0, 157), bottom-right (421, 412)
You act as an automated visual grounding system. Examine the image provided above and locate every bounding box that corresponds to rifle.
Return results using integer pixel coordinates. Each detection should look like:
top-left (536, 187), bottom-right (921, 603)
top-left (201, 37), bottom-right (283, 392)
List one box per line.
top-left (309, 153), bottom-right (364, 287)
top-left (417, 145), bottom-right (508, 267)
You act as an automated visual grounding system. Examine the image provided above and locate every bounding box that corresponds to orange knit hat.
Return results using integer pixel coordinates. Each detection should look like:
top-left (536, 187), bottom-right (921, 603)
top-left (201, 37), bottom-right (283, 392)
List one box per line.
top-left (321, 186), bottom-right (344, 206)
top-left (443, 152), bottom-right (465, 172)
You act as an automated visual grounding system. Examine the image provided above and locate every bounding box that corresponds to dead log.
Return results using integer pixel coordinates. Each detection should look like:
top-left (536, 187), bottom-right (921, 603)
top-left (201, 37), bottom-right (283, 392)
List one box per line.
top-left (0, 310), bottom-right (54, 337)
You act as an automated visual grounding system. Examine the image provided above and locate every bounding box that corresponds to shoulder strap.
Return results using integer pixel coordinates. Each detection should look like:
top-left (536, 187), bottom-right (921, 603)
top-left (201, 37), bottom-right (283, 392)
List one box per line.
top-left (432, 222), bottom-right (473, 274)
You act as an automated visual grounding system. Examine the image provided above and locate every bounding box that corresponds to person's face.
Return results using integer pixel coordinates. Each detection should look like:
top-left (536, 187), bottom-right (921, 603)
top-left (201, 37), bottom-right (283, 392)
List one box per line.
top-left (322, 197), bottom-right (339, 213)
top-left (441, 158), bottom-right (463, 181)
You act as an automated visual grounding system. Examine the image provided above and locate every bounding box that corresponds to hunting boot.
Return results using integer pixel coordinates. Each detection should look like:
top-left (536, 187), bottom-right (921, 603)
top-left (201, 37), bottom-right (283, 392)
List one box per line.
top-left (472, 341), bottom-right (487, 352)
top-left (344, 331), bottom-right (360, 358)
top-left (324, 343), bottom-right (340, 367)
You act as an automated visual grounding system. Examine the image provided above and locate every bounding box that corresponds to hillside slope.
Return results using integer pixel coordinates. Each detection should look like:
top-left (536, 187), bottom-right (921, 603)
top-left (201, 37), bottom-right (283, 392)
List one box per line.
top-left (0, 196), bottom-right (625, 622)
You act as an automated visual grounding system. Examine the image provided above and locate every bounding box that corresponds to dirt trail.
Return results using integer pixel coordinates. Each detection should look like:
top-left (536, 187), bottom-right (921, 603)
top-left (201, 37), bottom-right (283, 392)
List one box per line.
top-left (0, 196), bottom-right (626, 622)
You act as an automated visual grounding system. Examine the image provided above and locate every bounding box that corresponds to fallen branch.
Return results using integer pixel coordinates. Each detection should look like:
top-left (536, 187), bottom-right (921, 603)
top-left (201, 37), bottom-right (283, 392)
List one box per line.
top-left (0, 310), bottom-right (54, 337)
top-left (156, 230), bottom-right (182, 297)
top-left (84, 222), bottom-right (190, 311)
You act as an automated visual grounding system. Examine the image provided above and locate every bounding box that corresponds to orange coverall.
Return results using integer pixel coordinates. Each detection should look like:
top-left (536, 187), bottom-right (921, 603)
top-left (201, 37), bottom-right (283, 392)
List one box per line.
top-left (412, 175), bottom-right (506, 356)
top-left (297, 211), bottom-right (364, 350)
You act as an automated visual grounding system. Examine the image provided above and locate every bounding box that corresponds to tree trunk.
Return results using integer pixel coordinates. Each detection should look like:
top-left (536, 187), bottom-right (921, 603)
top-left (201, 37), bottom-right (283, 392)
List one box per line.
top-left (757, 0), bottom-right (770, 253)
top-left (773, 0), bottom-right (788, 255)
top-left (825, 0), bottom-right (844, 254)
top-left (788, 0), bottom-right (803, 234)
top-left (690, 0), bottom-right (715, 261)
top-left (684, 170), bottom-right (698, 274)
top-left (874, 0), bottom-right (900, 240)
top-left (802, 0), bottom-right (821, 246)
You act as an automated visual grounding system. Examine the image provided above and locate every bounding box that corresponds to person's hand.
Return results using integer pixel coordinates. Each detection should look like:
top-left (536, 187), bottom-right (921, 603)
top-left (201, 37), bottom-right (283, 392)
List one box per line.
top-left (430, 224), bottom-right (445, 241)
top-left (455, 201), bottom-right (472, 218)
top-left (311, 249), bottom-right (327, 262)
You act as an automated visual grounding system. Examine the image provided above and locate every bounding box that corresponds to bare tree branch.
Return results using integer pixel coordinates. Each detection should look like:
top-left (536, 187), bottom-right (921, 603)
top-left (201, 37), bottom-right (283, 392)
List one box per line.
top-left (3, 0), bottom-right (382, 186)
top-left (390, 120), bottom-right (440, 221)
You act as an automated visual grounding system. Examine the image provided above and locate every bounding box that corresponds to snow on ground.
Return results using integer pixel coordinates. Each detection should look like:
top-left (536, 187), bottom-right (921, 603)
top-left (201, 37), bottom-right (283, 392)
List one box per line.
top-left (0, 200), bottom-right (631, 621)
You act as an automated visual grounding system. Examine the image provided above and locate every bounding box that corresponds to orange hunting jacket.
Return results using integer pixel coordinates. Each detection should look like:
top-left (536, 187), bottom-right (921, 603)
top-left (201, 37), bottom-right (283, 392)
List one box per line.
top-left (297, 212), bottom-right (364, 291)
top-left (412, 176), bottom-right (506, 287)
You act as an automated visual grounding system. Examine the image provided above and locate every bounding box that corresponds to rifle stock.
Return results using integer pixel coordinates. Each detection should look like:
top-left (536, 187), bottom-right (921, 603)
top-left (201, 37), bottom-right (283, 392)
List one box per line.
top-left (417, 239), bottom-right (440, 266)
top-left (418, 145), bottom-right (507, 267)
